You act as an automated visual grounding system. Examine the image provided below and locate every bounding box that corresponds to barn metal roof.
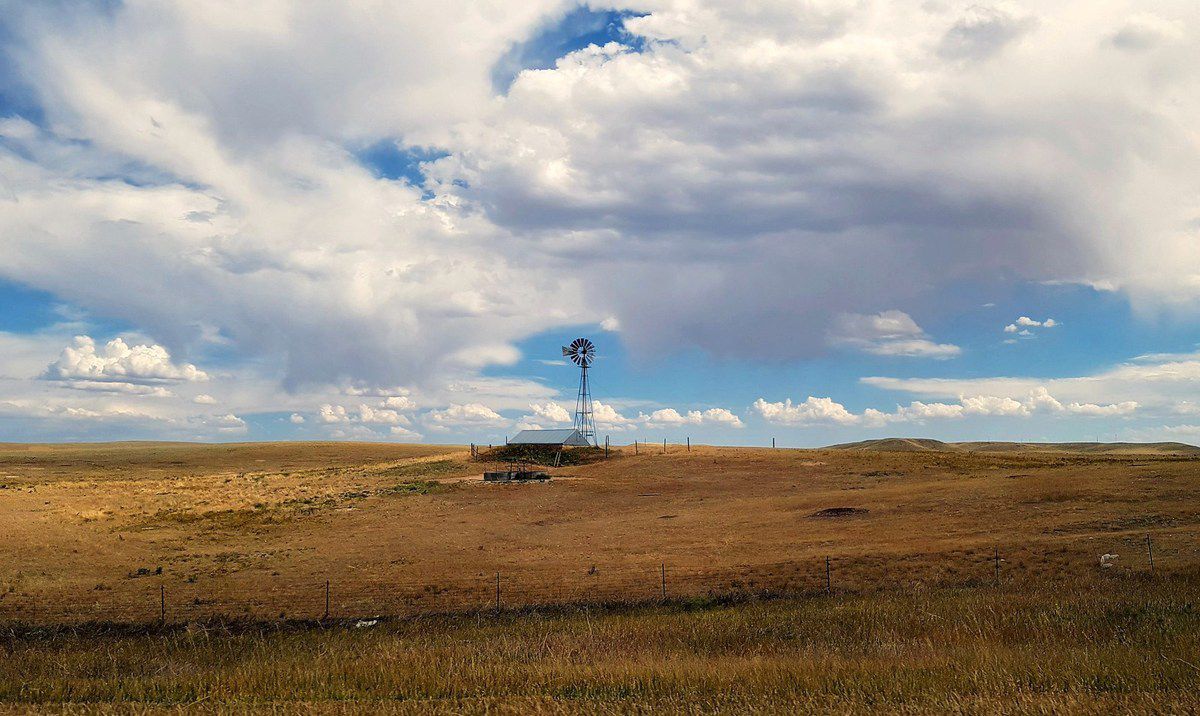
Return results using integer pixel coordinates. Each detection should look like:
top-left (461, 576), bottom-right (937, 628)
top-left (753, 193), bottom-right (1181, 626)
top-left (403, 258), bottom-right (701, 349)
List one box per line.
top-left (509, 429), bottom-right (591, 446)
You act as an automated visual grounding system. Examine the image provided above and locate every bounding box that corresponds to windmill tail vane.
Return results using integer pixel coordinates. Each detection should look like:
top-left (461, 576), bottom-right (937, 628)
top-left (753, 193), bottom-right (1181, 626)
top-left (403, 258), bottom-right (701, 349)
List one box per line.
top-left (561, 337), bottom-right (597, 446)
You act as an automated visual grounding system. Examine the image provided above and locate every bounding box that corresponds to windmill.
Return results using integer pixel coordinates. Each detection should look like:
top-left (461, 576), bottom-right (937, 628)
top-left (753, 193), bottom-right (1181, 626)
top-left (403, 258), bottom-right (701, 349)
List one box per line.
top-left (562, 337), bottom-right (597, 446)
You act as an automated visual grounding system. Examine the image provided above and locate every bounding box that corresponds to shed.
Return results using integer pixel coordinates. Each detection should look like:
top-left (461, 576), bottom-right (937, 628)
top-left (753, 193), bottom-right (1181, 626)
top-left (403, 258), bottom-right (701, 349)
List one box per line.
top-left (509, 428), bottom-right (591, 447)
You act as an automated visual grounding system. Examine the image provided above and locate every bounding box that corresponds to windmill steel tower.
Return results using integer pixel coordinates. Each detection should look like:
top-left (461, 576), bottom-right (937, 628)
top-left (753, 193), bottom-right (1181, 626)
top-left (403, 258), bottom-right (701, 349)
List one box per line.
top-left (562, 337), bottom-right (597, 446)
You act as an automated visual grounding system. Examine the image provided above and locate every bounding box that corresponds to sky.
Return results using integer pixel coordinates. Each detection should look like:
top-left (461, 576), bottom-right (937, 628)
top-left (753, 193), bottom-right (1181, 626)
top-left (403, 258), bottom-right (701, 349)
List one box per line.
top-left (1, 0), bottom-right (1199, 446)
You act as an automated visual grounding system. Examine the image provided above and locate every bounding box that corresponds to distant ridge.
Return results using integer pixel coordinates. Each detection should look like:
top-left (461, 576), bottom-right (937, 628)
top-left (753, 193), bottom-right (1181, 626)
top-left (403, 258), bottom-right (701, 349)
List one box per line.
top-left (824, 438), bottom-right (1200, 455)
top-left (824, 438), bottom-right (957, 452)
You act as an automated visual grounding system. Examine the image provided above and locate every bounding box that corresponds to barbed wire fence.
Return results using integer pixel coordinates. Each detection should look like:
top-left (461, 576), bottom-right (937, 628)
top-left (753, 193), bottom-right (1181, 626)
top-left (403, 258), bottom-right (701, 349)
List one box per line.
top-left (1, 529), bottom-right (1194, 627)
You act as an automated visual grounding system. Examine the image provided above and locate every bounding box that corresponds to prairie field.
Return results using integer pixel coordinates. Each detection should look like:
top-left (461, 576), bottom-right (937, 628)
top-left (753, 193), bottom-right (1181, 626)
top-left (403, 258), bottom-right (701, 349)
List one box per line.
top-left (1, 440), bottom-right (1198, 712)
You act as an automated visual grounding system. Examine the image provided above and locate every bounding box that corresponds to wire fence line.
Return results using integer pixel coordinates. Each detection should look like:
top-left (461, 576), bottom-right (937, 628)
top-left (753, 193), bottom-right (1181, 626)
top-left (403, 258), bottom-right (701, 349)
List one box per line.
top-left (1, 531), bottom-right (1195, 626)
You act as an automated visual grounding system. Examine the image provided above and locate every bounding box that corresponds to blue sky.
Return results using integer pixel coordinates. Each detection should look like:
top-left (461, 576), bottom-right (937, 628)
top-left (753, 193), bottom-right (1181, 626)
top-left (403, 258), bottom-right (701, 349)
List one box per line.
top-left (2, 1), bottom-right (1200, 445)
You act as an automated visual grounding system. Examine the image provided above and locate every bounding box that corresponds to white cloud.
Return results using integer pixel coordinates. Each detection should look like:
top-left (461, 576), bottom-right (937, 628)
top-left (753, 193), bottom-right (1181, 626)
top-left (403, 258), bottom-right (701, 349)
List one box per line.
top-left (1, 0), bottom-right (1199, 436)
top-left (318, 402), bottom-right (412, 426)
top-left (1005, 316), bottom-right (1058, 337)
top-left (528, 401), bottom-right (572, 424)
top-left (753, 397), bottom-right (859, 426)
top-left (44, 336), bottom-right (208, 383)
top-left (1, 1), bottom-right (1195, 390)
top-left (382, 396), bottom-right (418, 410)
top-left (289, 413), bottom-right (305, 424)
top-left (699, 407), bottom-right (744, 428)
top-left (425, 402), bottom-right (507, 428)
top-left (63, 380), bottom-right (175, 397)
top-left (863, 353), bottom-right (1191, 412)
top-left (961, 395), bottom-right (1030, 417)
top-left (593, 400), bottom-right (637, 430)
top-left (754, 385), bottom-right (1137, 427)
top-left (389, 425), bottom-right (423, 441)
top-left (205, 413), bottom-right (247, 432)
top-left (640, 407), bottom-right (745, 428)
top-left (193, 394), bottom-right (218, 405)
top-left (1066, 401), bottom-right (1138, 416)
top-left (829, 311), bottom-right (960, 359)
top-left (894, 401), bottom-right (965, 421)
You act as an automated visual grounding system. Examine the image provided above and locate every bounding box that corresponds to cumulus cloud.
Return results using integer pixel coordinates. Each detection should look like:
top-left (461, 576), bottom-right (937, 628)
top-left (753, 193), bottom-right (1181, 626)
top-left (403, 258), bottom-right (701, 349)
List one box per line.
top-left (425, 402), bottom-right (508, 428)
top-left (318, 402), bottom-right (413, 427)
top-left (0, 0), bottom-right (1193, 395)
top-left (829, 310), bottom-right (961, 359)
top-left (1003, 316), bottom-right (1058, 338)
top-left (193, 394), bottom-right (217, 405)
top-left (44, 336), bottom-right (207, 384)
top-left (593, 400), bottom-right (637, 430)
top-left (641, 407), bottom-right (744, 428)
top-left (528, 401), bottom-right (572, 424)
top-left (754, 385), bottom-right (1137, 427)
top-left (752, 397), bottom-right (859, 426)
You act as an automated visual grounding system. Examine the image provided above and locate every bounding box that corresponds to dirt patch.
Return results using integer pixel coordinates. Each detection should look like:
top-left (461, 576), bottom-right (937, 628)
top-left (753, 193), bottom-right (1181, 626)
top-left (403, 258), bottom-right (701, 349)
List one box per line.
top-left (809, 507), bottom-right (870, 519)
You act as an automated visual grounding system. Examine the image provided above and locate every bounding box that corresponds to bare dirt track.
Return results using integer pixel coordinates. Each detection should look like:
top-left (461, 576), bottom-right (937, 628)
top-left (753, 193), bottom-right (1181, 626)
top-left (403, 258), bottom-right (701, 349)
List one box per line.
top-left (1, 441), bottom-right (1198, 623)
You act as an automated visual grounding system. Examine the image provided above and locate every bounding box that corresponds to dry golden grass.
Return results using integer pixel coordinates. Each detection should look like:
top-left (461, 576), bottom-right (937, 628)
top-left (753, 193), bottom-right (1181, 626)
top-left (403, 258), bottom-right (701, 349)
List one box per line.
top-left (1, 441), bottom-right (1198, 622)
top-left (1, 441), bottom-right (1199, 711)
top-left (1, 577), bottom-right (1198, 713)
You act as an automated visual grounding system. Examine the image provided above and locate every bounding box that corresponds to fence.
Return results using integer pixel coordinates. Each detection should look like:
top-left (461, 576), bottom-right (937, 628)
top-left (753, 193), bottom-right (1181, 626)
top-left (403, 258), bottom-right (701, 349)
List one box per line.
top-left (2, 530), bottom-right (1194, 627)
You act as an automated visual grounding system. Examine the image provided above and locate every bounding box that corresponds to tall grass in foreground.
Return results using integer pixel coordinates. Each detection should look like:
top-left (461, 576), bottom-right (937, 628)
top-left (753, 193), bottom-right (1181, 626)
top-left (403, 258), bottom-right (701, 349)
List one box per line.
top-left (2, 577), bottom-right (1198, 714)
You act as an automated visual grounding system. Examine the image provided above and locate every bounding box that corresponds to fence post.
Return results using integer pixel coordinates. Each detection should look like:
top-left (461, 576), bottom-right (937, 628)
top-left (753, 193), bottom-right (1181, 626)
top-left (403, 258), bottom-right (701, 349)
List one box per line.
top-left (496, 572), bottom-right (501, 611)
top-left (772, 437), bottom-right (776, 449)
top-left (634, 440), bottom-right (638, 455)
top-left (1146, 534), bottom-right (1155, 574)
top-left (323, 579), bottom-right (330, 620)
top-left (994, 546), bottom-right (1000, 584)
top-left (160, 583), bottom-right (165, 624)
top-left (605, 435), bottom-right (609, 458)
top-left (687, 437), bottom-right (690, 452)
top-left (661, 562), bottom-right (667, 601)
top-left (663, 438), bottom-right (667, 454)
top-left (825, 557), bottom-right (831, 594)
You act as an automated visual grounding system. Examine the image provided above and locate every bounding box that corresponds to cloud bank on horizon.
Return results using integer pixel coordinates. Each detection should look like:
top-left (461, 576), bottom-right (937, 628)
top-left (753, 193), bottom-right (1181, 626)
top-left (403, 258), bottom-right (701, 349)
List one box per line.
top-left (0, 0), bottom-right (1198, 443)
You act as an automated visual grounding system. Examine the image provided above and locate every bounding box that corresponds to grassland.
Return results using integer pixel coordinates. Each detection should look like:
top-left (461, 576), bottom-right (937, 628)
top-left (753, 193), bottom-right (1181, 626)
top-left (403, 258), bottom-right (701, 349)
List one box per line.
top-left (1, 440), bottom-right (1198, 711)
top-left (2, 577), bottom-right (1198, 713)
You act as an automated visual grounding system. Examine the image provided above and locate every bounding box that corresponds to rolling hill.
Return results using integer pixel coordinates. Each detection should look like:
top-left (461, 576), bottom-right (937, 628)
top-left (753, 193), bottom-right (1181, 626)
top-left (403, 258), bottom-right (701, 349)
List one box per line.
top-left (825, 438), bottom-right (1200, 455)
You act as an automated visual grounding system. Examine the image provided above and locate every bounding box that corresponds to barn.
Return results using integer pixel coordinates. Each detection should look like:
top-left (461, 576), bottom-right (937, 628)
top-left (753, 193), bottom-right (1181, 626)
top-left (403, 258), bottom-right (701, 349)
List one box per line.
top-left (509, 428), bottom-right (592, 447)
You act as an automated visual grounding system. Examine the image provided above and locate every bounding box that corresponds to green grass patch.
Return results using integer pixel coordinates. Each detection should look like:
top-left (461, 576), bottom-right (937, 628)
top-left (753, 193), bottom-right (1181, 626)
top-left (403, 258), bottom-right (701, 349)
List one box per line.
top-left (381, 479), bottom-right (452, 496)
top-left (374, 459), bottom-right (464, 479)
